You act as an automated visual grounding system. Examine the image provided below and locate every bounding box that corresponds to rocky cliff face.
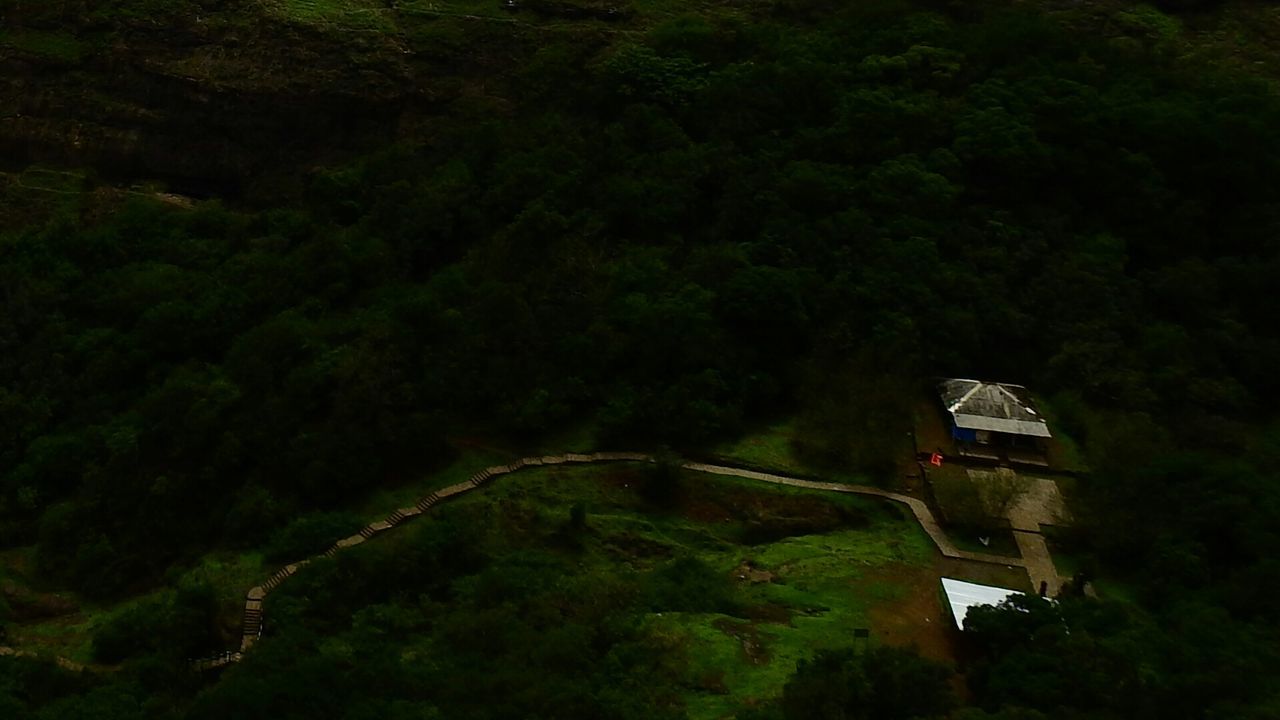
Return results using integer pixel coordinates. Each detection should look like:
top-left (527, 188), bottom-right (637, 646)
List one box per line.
top-left (0, 6), bottom-right (453, 195)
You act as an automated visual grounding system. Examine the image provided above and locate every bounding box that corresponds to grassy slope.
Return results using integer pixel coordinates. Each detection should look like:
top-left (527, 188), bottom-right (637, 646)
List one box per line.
top-left (0, 446), bottom-right (511, 661)
top-left (0, 549), bottom-right (265, 663)
top-left (712, 418), bottom-right (877, 486)
top-left (0, 412), bottom-right (967, 675)
top-left (437, 463), bottom-right (940, 718)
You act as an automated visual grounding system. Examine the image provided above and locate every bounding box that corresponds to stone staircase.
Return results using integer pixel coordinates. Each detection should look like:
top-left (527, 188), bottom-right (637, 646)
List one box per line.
top-left (243, 601), bottom-right (264, 637)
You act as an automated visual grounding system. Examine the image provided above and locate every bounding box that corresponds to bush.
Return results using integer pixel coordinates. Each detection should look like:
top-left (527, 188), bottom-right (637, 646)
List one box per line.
top-left (263, 512), bottom-right (366, 564)
top-left (91, 575), bottom-right (218, 663)
top-left (643, 556), bottom-right (735, 613)
top-left (91, 600), bottom-right (165, 663)
top-left (793, 358), bottom-right (913, 479)
top-left (640, 452), bottom-right (684, 509)
top-left (781, 646), bottom-right (954, 720)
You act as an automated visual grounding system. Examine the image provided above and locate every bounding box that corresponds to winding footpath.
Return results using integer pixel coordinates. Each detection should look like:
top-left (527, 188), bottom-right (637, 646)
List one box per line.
top-left (198, 452), bottom-right (1035, 669)
top-left (0, 450), bottom-right (1044, 671)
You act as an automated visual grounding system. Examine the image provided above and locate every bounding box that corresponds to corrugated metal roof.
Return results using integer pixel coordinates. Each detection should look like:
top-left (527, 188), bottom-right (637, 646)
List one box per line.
top-left (940, 577), bottom-right (1021, 630)
top-left (938, 379), bottom-right (1052, 438)
top-left (951, 414), bottom-right (1053, 437)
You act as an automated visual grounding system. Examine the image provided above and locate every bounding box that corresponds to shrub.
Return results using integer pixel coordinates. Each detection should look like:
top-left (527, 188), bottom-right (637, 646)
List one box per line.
top-left (263, 512), bottom-right (365, 564)
top-left (643, 556), bottom-right (735, 613)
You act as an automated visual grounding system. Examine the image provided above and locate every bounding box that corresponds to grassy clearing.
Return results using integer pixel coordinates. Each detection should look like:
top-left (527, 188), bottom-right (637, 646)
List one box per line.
top-left (1, 549), bottom-right (265, 664)
top-left (712, 418), bottom-right (874, 485)
top-left (399, 0), bottom-right (508, 19)
top-left (0, 30), bottom-right (86, 61)
top-left (82, 0), bottom-right (195, 21)
top-left (437, 462), bottom-right (940, 717)
top-left (949, 528), bottom-right (1019, 557)
top-left (261, 0), bottom-right (398, 31)
top-left (3, 451), bottom-right (951, 689)
top-left (4, 588), bottom-right (156, 664)
top-left (190, 552), bottom-right (267, 609)
top-left (714, 419), bottom-right (805, 472)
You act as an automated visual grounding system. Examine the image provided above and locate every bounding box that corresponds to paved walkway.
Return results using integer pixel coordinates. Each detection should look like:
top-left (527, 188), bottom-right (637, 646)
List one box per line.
top-left (6, 451), bottom-right (1050, 671)
top-left (681, 462), bottom-right (1025, 566)
top-left (1, 453), bottom-right (1072, 671)
top-left (1014, 530), bottom-right (1062, 596)
top-left (965, 467), bottom-right (1068, 595)
top-left (203, 452), bottom-right (1035, 665)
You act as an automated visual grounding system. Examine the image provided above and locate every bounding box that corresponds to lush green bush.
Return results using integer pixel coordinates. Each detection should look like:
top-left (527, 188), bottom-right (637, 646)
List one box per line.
top-left (642, 556), bottom-right (736, 614)
top-left (780, 646), bottom-right (955, 720)
top-left (91, 576), bottom-right (218, 663)
top-left (262, 513), bottom-right (365, 564)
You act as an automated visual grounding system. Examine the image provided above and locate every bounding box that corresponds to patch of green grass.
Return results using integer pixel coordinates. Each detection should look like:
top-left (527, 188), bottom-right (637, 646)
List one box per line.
top-left (1113, 3), bottom-right (1183, 44)
top-left (0, 30), bottom-right (86, 61)
top-left (447, 464), bottom-right (936, 716)
top-left (83, 0), bottom-right (195, 22)
top-left (273, 460), bottom-right (949, 719)
top-left (262, 0), bottom-right (398, 31)
top-left (5, 588), bottom-right (165, 665)
top-left (713, 418), bottom-right (873, 485)
top-left (949, 529), bottom-right (1019, 557)
top-left (2, 550), bottom-right (265, 664)
top-left (715, 419), bottom-right (803, 471)
top-left (189, 552), bottom-right (267, 607)
top-left (750, 527), bottom-right (933, 578)
top-left (8, 618), bottom-right (97, 664)
top-left (688, 468), bottom-right (890, 514)
top-left (650, 525), bottom-right (932, 717)
top-left (399, 0), bottom-right (507, 19)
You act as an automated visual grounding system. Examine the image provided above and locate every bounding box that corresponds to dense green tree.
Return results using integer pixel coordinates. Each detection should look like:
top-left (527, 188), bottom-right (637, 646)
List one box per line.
top-left (780, 646), bottom-right (954, 720)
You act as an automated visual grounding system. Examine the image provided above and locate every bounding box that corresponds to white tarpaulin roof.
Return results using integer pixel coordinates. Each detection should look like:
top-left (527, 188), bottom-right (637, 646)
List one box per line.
top-left (941, 577), bottom-right (1021, 630)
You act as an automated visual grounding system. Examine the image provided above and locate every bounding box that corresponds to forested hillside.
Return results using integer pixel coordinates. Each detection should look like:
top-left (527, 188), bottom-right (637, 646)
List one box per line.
top-left (2, 0), bottom-right (1279, 717)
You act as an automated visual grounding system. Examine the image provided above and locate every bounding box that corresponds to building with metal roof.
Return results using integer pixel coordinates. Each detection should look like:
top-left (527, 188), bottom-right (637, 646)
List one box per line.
top-left (938, 379), bottom-right (1052, 439)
